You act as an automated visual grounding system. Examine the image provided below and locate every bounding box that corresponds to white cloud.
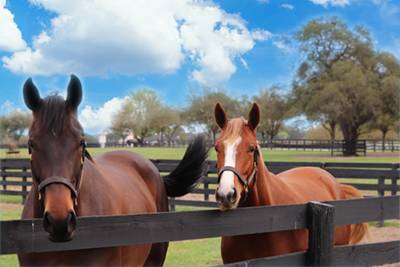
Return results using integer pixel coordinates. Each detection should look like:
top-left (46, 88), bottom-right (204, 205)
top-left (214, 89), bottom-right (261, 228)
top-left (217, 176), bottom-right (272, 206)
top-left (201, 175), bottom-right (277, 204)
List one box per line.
top-left (281, 4), bottom-right (295, 10)
top-left (377, 0), bottom-right (400, 25)
top-left (309, 0), bottom-right (351, 7)
top-left (273, 41), bottom-right (293, 53)
top-left (240, 57), bottom-right (250, 72)
top-left (0, 0), bottom-right (27, 52)
top-left (1, 100), bottom-right (14, 111)
top-left (3, 0), bottom-right (271, 86)
top-left (79, 97), bottom-right (129, 133)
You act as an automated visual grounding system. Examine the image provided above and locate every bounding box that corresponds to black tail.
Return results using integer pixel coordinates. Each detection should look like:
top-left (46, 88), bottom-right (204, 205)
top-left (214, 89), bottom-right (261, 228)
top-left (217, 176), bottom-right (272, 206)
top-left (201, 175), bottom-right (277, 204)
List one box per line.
top-left (163, 135), bottom-right (209, 197)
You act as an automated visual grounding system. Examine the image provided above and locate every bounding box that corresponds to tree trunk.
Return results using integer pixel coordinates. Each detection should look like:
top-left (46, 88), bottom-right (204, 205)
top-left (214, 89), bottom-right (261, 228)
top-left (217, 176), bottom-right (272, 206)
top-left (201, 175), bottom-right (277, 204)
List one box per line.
top-left (340, 122), bottom-right (359, 156)
top-left (382, 131), bottom-right (387, 152)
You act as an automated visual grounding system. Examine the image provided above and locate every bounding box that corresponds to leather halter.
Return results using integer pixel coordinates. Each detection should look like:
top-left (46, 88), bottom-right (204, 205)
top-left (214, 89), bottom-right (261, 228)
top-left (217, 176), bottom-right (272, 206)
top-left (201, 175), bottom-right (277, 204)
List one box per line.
top-left (217, 147), bottom-right (260, 205)
top-left (29, 141), bottom-right (87, 211)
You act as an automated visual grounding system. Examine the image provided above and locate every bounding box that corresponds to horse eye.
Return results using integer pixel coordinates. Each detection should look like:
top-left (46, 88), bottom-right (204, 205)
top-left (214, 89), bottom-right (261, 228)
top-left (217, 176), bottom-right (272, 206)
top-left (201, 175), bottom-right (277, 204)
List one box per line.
top-left (28, 140), bottom-right (35, 150)
top-left (248, 147), bottom-right (255, 153)
top-left (79, 140), bottom-right (86, 148)
top-left (214, 146), bottom-right (219, 153)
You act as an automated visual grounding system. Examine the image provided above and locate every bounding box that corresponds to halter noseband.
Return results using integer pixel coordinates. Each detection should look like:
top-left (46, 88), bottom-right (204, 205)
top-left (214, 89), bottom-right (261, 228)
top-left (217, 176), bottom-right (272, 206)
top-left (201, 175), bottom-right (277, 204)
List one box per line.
top-left (217, 147), bottom-right (260, 205)
top-left (29, 141), bottom-right (87, 211)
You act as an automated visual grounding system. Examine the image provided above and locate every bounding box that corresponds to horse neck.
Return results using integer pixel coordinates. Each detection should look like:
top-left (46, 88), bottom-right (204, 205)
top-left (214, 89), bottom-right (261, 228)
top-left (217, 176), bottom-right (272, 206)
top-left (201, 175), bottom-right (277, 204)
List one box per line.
top-left (242, 159), bottom-right (287, 207)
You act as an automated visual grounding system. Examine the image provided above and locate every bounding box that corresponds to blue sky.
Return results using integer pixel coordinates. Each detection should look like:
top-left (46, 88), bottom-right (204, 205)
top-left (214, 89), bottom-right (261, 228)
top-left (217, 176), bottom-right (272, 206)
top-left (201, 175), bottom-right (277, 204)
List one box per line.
top-left (1, 0), bottom-right (399, 135)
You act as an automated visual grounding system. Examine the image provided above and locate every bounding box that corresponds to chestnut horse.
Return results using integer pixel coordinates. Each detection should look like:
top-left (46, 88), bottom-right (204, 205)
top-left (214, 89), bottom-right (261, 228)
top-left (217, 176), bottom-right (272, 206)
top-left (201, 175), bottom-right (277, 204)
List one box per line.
top-left (213, 102), bottom-right (370, 264)
top-left (18, 75), bottom-right (209, 266)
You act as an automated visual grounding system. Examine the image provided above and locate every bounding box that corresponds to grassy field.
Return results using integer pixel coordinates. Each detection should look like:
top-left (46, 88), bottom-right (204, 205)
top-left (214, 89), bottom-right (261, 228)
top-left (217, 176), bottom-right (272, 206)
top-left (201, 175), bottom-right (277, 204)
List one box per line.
top-left (1, 147), bottom-right (398, 266)
top-left (2, 147), bottom-right (399, 163)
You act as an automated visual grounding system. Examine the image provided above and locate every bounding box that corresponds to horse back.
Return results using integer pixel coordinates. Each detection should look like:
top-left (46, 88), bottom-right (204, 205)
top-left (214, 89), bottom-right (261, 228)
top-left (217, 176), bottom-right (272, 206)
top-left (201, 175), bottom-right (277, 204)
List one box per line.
top-left (276, 166), bottom-right (346, 202)
top-left (84, 150), bottom-right (169, 215)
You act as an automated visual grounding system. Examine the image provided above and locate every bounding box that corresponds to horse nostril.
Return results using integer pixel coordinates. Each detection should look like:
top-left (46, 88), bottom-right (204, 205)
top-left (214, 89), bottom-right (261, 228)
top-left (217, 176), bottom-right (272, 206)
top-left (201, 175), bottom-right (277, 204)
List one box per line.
top-left (68, 211), bottom-right (77, 233)
top-left (216, 189), bottom-right (223, 204)
top-left (43, 210), bottom-right (77, 237)
top-left (43, 211), bottom-right (55, 235)
top-left (227, 189), bottom-right (237, 203)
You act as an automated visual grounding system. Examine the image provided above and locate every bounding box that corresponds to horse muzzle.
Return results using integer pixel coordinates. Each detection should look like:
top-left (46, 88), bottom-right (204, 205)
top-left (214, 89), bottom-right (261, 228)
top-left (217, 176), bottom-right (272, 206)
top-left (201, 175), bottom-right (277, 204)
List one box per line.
top-left (215, 187), bottom-right (239, 211)
top-left (43, 210), bottom-right (77, 242)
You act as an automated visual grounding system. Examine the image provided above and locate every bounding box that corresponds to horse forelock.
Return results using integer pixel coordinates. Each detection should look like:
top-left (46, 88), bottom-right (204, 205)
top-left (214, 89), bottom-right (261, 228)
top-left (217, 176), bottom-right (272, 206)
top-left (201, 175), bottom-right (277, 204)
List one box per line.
top-left (29, 95), bottom-right (83, 138)
top-left (220, 118), bottom-right (247, 145)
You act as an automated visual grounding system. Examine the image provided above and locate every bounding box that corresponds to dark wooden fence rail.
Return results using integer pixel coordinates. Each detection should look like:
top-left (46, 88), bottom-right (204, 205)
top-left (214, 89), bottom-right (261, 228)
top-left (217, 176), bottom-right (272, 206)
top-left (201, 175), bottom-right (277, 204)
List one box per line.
top-left (1, 159), bottom-right (399, 209)
top-left (1, 196), bottom-right (399, 266)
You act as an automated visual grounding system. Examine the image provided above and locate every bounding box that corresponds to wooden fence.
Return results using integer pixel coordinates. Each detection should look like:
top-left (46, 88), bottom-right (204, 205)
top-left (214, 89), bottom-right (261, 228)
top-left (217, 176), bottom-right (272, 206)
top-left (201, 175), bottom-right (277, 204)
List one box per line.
top-left (1, 158), bottom-right (399, 265)
top-left (1, 159), bottom-right (399, 209)
top-left (1, 196), bottom-right (399, 266)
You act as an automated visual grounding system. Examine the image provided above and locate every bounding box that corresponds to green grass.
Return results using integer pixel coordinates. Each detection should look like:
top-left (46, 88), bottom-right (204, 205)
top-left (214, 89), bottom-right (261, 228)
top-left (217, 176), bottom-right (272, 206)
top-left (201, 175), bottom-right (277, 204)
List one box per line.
top-left (1, 147), bottom-right (398, 163)
top-left (0, 209), bottom-right (22, 221)
top-left (0, 255), bottom-right (18, 267)
top-left (369, 221), bottom-right (400, 228)
top-left (164, 238), bottom-right (222, 266)
top-left (0, 195), bottom-right (23, 204)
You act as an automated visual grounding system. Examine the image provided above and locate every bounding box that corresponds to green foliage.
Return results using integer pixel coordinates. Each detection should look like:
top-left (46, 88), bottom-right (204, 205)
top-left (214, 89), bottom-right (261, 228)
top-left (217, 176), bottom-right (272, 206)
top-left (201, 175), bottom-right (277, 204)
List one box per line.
top-left (0, 110), bottom-right (32, 143)
top-left (292, 16), bottom-right (400, 146)
top-left (253, 86), bottom-right (291, 141)
top-left (110, 89), bottom-right (183, 144)
top-left (185, 88), bottom-right (244, 140)
top-left (84, 133), bottom-right (98, 143)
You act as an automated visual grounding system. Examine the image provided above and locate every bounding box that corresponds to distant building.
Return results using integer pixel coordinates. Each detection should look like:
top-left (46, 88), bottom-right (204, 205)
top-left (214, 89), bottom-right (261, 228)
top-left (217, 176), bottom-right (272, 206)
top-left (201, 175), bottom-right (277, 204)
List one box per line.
top-left (98, 132), bottom-right (107, 148)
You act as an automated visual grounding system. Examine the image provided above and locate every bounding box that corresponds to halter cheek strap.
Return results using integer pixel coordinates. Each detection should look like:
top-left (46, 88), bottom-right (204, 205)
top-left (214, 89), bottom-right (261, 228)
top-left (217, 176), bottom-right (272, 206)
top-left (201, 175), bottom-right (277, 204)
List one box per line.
top-left (30, 141), bottom-right (86, 211)
top-left (217, 148), bottom-right (260, 205)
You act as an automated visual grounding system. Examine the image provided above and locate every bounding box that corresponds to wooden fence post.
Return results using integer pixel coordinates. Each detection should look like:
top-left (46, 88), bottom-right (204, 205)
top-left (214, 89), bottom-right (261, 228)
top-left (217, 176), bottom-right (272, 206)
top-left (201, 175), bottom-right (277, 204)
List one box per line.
top-left (377, 176), bottom-right (385, 227)
top-left (170, 197), bottom-right (175, 212)
top-left (307, 202), bottom-right (335, 266)
top-left (204, 172), bottom-right (209, 201)
top-left (391, 163), bottom-right (398, 196)
top-left (2, 167), bottom-right (6, 190)
top-left (22, 167), bottom-right (27, 205)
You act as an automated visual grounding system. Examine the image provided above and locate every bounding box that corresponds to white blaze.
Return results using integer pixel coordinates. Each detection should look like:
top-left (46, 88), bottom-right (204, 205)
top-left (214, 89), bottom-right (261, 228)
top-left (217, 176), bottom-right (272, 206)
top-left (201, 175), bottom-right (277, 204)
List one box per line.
top-left (219, 137), bottom-right (242, 195)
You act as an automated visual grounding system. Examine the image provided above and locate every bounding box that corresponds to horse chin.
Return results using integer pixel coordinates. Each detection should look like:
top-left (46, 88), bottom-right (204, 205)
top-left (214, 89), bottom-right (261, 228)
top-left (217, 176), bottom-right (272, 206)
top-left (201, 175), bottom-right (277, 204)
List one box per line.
top-left (218, 203), bottom-right (238, 212)
top-left (47, 231), bottom-right (75, 242)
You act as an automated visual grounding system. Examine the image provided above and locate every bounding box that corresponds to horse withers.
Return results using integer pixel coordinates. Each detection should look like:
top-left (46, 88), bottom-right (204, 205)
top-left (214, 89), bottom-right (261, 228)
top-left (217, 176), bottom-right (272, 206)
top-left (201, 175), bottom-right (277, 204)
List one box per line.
top-left (213, 102), bottom-right (371, 264)
top-left (18, 75), bottom-right (209, 266)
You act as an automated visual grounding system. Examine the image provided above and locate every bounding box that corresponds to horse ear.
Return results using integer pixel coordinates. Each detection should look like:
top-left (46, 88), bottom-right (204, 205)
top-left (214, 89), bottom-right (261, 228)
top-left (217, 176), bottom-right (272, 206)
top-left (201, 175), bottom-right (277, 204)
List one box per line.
top-left (248, 102), bottom-right (260, 130)
top-left (66, 74), bottom-right (82, 110)
top-left (23, 78), bottom-right (41, 111)
top-left (214, 102), bottom-right (228, 129)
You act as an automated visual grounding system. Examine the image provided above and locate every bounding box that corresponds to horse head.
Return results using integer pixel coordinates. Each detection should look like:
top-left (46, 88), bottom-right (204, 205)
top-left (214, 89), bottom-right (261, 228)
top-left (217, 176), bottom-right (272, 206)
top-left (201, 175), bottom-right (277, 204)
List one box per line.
top-left (214, 102), bottom-right (260, 211)
top-left (23, 75), bottom-right (85, 242)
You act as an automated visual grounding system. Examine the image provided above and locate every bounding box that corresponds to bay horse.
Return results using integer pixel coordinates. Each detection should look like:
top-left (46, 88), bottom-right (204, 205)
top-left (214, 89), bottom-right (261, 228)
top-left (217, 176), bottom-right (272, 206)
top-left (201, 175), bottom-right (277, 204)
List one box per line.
top-left (18, 75), bottom-right (209, 266)
top-left (213, 102), bottom-right (370, 264)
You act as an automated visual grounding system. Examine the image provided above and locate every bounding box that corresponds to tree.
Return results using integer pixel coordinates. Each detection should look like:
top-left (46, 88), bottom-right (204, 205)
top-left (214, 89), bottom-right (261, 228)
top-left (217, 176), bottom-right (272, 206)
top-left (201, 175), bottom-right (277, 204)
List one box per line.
top-left (148, 106), bottom-right (182, 143)
top-left (0, 110), bottom-right (32, 143)
top-left (186, 88), bottom-right (242, 141)
top-left (291, 16), bottom-right (399, 155)
top-left (371, 51), bottom-right (400, 143)
top-left (253, 86), bottom-right (290, 144)
top-left (109, 109), bottom-right (133, 143)
top-left (125, 89), bottom-right (162, 144)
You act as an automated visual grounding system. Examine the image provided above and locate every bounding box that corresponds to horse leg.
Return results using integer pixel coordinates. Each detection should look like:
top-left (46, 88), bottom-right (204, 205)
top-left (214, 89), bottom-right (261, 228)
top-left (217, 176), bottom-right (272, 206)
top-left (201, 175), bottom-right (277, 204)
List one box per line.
top-left (143, 242), bottom-right (169, 266)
